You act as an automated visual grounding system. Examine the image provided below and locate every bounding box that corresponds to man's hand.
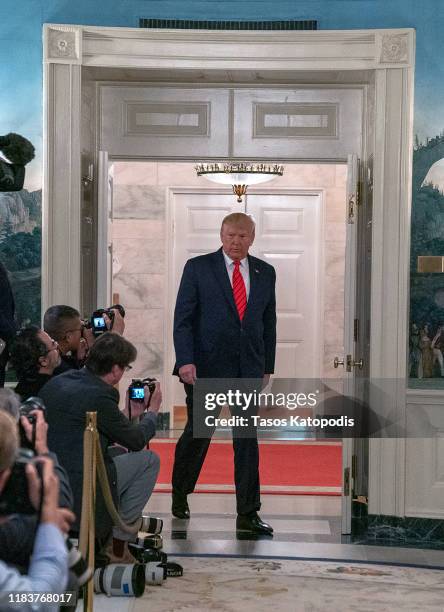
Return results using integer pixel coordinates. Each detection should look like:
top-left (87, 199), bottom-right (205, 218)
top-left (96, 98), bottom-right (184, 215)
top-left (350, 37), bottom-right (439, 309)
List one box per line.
top-left (147, 382), bottom-right (162, 414)
top-left (35, 457), bottom-right (62, 526)
top-left (52, 507), bottom-right (75, 534)
top-left (179, 364), bottom-right (197, 385)
top-left (20, 410), bottom-right (48, 455)
top-left (104, 309), bottom-right (125, 335)
top-left (25, 456), bottom-right (70, 529)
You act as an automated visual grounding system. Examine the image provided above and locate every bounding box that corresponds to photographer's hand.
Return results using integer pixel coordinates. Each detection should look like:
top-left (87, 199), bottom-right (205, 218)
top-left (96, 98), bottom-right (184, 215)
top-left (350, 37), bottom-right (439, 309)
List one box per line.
top-left (20, 410), bottom-right (48, 455)
top-left (147, 382), bottom-right (162, 414)
top-left (104, 308), bottom-right (125, 335)
top-left (36, 457), bottom-right (62, 526)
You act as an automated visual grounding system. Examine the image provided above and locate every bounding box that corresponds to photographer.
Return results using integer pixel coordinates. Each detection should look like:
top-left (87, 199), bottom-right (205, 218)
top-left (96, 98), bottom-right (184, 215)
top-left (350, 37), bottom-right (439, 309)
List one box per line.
top-left (0, 390), bottom-right (74, 568)
top-left (10, 326), bottom-right (61, 400)
top-left (44, 305), bottom-right (125, 376)
top-left (39, 332), bottom-right (161, 563)
top-left (0, 411), bottom-right (73, 611)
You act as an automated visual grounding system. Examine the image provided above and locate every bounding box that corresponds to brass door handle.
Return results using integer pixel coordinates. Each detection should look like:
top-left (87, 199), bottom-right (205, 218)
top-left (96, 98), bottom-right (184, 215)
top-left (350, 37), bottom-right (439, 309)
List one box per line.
top-left (334, 357), bottom-right (344, 368)
top-left (352, 358), bottom-right (364, 369)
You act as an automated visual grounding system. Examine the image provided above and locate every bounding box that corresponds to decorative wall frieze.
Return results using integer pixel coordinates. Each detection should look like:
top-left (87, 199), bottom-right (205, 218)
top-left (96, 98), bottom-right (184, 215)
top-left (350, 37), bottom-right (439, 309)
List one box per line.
top-left (44, 25), bottom-right (82, 64)
top-left (377, 32), bottom-right (412, 66)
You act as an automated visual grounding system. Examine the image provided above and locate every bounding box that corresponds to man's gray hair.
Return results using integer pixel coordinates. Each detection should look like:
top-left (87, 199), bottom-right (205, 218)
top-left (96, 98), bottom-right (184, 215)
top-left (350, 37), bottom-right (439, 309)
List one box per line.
top-left (0, 387), bottom-right (21, 419)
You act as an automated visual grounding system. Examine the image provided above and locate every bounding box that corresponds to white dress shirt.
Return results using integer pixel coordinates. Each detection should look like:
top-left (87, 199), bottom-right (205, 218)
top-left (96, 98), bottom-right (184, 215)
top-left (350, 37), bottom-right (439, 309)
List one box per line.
top-left (222, 250), bottom-right (250, 299)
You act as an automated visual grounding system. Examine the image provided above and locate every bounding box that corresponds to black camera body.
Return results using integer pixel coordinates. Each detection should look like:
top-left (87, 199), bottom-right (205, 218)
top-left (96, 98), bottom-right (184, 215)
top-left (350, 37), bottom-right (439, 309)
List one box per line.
top-left (19, 397), bottom-right (46, 451)
top-left (85, 304), bottom-right (126, 337)
top-left (128, 378), bottom-right (157, 403)
top-left (0, 448), bottom-right (37, 516)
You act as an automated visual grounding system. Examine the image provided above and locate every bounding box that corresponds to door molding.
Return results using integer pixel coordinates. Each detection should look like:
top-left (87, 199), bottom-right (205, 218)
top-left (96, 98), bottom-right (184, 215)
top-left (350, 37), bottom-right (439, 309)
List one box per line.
top-left (43, 25), bottom-right (415, 518)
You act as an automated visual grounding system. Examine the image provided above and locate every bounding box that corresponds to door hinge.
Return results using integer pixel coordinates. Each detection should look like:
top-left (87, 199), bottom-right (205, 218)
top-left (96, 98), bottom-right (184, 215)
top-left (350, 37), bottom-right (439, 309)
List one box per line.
top-left (343, 466), bottom-right (350, 496)
top-left (354, 318), bottom-right (359, 343)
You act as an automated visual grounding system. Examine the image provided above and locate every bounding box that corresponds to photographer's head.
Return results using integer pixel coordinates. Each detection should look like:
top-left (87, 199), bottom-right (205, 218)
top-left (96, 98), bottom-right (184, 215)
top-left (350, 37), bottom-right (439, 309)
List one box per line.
top-left (0, 388), bottom-right (21, 419)
top-left (44, 305), bottom-right (84, 354)
top-left (85, 332), bottom-right (137, 386)
top-left (0, 411), bottom-right (18, 493)
top-left (10, 326), bottom-right (61, 378)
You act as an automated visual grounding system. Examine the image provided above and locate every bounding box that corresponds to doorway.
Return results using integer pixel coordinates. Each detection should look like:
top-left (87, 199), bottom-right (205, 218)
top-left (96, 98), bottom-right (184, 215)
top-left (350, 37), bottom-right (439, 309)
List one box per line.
top-left (43, 24), bottom-right (414, 535)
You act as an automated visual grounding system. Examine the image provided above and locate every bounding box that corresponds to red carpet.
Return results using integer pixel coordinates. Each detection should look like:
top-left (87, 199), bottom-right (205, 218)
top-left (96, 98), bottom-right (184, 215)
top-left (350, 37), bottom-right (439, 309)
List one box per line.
top-left (150, 440), bottom-right (341, 496)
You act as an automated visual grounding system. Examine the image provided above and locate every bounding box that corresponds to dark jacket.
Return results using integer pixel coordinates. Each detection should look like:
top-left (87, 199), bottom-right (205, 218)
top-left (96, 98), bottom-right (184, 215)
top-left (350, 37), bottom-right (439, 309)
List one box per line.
top-left (39, 367), bottom-right (157, 537)
top-left (15, 373), bottom-right (53, 401)
top-left (173, 248), bottom-right (276, 378)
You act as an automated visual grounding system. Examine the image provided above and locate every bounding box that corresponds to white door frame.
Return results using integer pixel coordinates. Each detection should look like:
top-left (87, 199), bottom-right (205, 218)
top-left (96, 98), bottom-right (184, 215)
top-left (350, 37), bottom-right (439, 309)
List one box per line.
top-left (43, 25), bottom-right (415, 519)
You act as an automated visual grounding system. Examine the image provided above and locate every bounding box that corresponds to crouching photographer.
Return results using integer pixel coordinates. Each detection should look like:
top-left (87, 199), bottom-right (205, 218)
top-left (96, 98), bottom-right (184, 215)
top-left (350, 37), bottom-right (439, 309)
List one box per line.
top-left (43, 304), bottom-right (125, 376)
top-left (0, 410), bottom-right (72, 611)
top-left (39, 332), bottom-right (161, 564)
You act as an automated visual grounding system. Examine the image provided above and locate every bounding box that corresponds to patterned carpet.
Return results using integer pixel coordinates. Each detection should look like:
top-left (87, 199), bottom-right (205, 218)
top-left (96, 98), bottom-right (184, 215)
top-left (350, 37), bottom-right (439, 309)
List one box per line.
top-left (89, 556), bottom-right (444, 612)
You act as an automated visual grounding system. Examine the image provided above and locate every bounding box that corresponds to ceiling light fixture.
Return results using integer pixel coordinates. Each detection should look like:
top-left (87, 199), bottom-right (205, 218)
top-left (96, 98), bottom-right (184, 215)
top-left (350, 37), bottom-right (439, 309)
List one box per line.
top-left (195, 162), bottom-right (284, 202)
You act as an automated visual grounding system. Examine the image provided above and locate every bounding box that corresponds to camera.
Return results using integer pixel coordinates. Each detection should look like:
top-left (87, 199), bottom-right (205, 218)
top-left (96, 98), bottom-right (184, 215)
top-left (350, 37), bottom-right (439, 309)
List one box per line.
top-left (19, 397), bottom-right (46, 451)
top-left (128, 378), bottom-right (157, 402)
top-left (85, 304), bottom-right (126, 337)
top-left (0, 448), bottom-right (37, 515)
top-left (128, 543), bottom-right (167, 565)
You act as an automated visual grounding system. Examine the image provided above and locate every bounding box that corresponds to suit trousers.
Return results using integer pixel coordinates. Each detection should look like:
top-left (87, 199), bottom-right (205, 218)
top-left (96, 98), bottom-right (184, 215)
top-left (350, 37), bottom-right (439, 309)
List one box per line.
top-left (172, 383), bottom-right (261, 515)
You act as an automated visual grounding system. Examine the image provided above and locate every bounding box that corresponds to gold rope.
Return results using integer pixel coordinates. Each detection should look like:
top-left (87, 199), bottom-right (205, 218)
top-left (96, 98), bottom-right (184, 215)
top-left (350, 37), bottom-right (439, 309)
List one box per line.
top-left (79, 412), bottom-right (143, 608)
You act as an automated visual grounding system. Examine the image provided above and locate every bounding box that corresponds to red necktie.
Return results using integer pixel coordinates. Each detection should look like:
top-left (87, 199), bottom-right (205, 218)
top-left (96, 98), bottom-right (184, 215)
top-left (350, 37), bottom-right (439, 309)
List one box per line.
top-left (232, 260), bottom-right (247, 320)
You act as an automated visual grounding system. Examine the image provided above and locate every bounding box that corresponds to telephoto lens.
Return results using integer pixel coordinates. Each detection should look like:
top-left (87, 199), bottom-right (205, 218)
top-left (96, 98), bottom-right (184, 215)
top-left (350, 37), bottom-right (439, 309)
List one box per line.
top-left (93, 564), bottom-right (145, 598)
top-left (140, 516), bottom-right (163, 534)
top-left (136, 534), bottom-right (163, 550)
top-left (145, 562), bottom-right (167, 586)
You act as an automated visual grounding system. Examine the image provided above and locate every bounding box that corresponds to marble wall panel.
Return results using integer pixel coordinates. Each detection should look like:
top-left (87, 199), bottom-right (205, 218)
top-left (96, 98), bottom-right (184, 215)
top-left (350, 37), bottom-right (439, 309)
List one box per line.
top-left (112, 219), bottom-right (165, 240)
top-left (325, 242), bottom-right (346, 278)
top-left (113, 185), bottom-right (166, 219)
top-left (123, 308), bottom-right (164, 345)
top-left (277, 164), bottom-right (336, 188)
top-left (113, 238), bottom-right (165, 275)
top-left (113, 273), bottom-right (164, 309)
top-left (113, 162), bottom-right (158, 185)
top-left (323, 309), bottom-right (345, 348)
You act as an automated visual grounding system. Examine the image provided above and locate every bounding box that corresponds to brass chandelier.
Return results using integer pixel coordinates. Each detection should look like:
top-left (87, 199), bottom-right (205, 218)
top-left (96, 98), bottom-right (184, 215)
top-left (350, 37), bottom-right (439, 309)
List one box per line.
top-left (195, 162), bottom-right (284, 202)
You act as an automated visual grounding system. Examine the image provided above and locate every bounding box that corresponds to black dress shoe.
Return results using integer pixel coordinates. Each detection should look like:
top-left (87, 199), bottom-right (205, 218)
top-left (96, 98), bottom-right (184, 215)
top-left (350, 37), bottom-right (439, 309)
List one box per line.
top-left (172, 490), bottom-right (190, 519)
top-left (236, 512), bottom-right (273, 535)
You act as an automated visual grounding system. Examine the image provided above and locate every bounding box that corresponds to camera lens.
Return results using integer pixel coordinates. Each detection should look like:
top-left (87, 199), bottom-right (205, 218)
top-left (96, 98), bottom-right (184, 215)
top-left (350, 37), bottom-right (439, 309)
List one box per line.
top-left (93, 563), bottom-right (145, 597)
top-left (145, 562), bottom-right (167, 585)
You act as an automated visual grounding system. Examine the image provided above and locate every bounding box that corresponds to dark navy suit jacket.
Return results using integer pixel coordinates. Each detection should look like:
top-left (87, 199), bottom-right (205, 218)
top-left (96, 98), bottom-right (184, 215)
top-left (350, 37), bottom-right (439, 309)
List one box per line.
top-left (173, 248), bottom-right (276, 378)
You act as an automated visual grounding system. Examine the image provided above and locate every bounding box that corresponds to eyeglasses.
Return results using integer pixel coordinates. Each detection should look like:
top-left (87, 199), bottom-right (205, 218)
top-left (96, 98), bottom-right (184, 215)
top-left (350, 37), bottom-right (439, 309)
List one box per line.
top-left (43, 339), bottom-right (59, 355)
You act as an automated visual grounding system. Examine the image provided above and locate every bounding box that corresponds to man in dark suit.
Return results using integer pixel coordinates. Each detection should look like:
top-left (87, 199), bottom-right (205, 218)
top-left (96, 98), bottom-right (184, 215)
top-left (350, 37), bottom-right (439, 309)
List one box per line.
top-left (172, 212), bottom-right (276, 534)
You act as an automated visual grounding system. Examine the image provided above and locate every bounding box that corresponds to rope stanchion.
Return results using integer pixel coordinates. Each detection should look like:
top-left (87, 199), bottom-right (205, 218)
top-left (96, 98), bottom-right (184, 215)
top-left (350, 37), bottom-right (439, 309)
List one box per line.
top-left (79, 412), bottom-right (97, 612)
top-left (78, 411), bottom-right (144, 610)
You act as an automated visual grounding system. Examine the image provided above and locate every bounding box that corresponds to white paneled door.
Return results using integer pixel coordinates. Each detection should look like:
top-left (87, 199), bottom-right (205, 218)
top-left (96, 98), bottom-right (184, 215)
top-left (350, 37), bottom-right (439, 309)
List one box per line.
top-left (247, 192), bottom-right (322, 379)
top-left (169, 188), bottom-right (322, 407)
